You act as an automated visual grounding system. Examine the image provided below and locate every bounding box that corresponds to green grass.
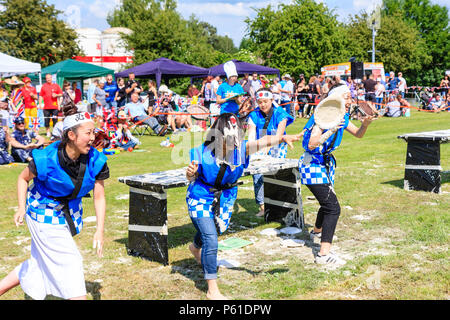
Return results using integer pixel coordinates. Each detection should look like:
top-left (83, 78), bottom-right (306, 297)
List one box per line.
top-left (0, 108), bottom-right (449, 300)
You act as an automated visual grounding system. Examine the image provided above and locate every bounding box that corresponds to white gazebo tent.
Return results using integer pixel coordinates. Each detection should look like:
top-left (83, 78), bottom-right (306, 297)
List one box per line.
top-left (0, 52), bottom-right (42, 85)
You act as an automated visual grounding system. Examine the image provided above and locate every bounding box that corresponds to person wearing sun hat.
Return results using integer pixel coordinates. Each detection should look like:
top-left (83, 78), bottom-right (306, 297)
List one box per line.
top-left (21, 77), bottom-right (38, 129)
top-left (0, 100), bottom-right (109, 300)
top-left (4, 76), bottom-right (24, 86)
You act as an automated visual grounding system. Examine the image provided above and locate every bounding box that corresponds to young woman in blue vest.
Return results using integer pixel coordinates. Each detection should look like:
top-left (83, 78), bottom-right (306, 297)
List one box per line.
top-left (186, 112), bottom-right (302, 300)
top-left (299, 84), bottom-right (375, 265)
top-left (0, 102), bottom-right (109, 300)
top-left (247, 88), bottom-right (295, 216)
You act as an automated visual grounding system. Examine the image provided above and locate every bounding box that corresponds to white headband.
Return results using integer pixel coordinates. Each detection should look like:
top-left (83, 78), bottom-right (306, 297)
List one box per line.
top-left (256, 91), bottom-right (273, 100)
top-left (63, 112), bottom-right (94, 131)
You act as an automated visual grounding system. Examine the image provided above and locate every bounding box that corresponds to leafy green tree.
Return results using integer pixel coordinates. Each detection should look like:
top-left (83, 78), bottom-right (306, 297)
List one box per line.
top-left (0, 0), bottom-right (81, 66)
top-left (188, 18), bottom-right (237, 54)
top-left (383, 0), bottom-right (449, 85)
top-left (244, 0), bottom-right (350, 77)
top-left (107, 0), bottom-right (218, 68)
top-left (346, 11), bottom-right (432, 85)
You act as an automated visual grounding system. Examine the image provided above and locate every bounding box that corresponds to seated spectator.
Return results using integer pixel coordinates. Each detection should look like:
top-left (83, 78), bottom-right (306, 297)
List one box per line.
top-left (92, 127), bottom-right (113, 150)
top-left (158, 84), bottom-right (169, 97)
top-left (397, 94), bottom-right (411, 116)
top-left (0, 125), bottom-right (14, 165)
top-left (356, 85), bottom-right (366, 101)
top-left (10, 116), bottom-right (45, 162)
top-left (384, 95), bottom-right (402, 118)
top-left (158, 98), bottom-right (192, 133)
top-left (115, 111), bottom-right (140, 151)
top-left (428, 93), bottom-right (444, 111)
top-left (187, 84), bottom-right (200, 98)
top-left (124, 92), bottom-right (167, 136)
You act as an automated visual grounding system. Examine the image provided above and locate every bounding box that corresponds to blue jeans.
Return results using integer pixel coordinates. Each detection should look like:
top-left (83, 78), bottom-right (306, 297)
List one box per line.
top-left (135, 115), bottom-right (163, 134)
top-left (252, 174), bottom-right (264, 205)
top-left (190, 216), bottom-right (218, 280)
top-left (375, 97), bottom-right (383, 110)
top-left (118, 140), bottom-right (137, 150)
top-left (280, 100), bottom-right (292, 116)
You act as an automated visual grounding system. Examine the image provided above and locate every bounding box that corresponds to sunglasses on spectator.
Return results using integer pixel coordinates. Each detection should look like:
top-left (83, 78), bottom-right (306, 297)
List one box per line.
top-left (16, 122), bottom-right (25, 125)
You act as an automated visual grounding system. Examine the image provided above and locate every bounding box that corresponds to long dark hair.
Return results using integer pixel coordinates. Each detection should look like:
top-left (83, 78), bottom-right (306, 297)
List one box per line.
top-left (204, 113), bottom-right (245, 158)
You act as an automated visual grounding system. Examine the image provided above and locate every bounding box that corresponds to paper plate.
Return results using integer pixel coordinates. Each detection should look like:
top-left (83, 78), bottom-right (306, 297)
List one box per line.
top-left (259, 228), bottom-right (281, 236)
top-left (217, 259), bottom-right (241, 269)
top-left (280, 239), bottom-right (305, 247)
top-left (280, 227), bottom-right (302, 235)
top-left (314, 92), bottom-right (346, 130)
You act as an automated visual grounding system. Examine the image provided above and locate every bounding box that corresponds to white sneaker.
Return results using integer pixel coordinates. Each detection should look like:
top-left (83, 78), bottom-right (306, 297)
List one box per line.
top-left (315, 252), bottom-right (346, 265)
top-left (309, 230), bottom-right (321, 241)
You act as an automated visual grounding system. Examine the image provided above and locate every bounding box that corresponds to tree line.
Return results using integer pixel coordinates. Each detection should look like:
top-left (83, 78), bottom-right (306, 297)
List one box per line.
top-left (0, 0), bottom-right (448, 87)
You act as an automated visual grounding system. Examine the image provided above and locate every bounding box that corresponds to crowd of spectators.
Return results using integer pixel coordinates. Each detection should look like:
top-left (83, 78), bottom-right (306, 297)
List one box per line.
top-left (0, 70), bottom-right (449, 166)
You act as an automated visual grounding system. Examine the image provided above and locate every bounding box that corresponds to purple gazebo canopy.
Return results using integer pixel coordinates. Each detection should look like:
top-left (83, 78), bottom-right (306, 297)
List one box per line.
top-left (114, 57), bottom-right (209, 88)
top-left (206, 59), bottom-right (280, 78)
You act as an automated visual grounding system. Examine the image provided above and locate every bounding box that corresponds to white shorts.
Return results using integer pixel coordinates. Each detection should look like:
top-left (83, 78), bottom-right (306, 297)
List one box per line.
top-left (15, 215), bottom-right (86, 300)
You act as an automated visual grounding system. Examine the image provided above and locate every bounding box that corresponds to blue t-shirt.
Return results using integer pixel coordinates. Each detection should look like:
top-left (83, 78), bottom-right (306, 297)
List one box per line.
top-left (104, 81), bottom-right (118, 103)
top-left (216, 82), bottom-right (244, 114)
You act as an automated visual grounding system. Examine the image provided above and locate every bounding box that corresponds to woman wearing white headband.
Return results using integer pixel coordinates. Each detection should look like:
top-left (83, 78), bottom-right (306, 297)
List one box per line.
top-left (186, 112), bottom-right (302, 300)
top-left (298, 83), bottom-right (375, 266)
top-left (247, 88), bottom-right (296, 216)
top-left (0, 101), bottom-right (109, 300)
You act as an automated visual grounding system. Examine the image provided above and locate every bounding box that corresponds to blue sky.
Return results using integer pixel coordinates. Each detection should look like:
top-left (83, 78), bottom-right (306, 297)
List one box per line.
top-left (51, 0), bottom-right (449, 47)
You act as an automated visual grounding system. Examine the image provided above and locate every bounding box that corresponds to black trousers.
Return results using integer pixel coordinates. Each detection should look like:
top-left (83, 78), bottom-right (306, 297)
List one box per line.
top-left (306, 183), bottom-right (341, 244)
top-left (43, 109), bottom-right (59, 128)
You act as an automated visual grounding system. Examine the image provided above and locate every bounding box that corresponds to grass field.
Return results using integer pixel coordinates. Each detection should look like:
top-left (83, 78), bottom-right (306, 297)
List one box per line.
top-left (0, 108), bottom-right (449, 300)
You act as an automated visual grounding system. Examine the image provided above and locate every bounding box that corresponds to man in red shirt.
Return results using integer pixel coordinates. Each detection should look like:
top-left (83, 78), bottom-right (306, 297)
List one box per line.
top-left (39, 74), bottom-right (62, 137)
top-left (21, 77), bottom-right (38, 130)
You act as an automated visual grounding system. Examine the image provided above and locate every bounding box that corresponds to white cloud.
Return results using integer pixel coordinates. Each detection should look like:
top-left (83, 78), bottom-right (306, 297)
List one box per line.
top-left (353, 0), bottom-right (382, 13)
top-left (88, 0), bottom-right (121, 19)
top-left (177, 1), bottom-right (293, 17)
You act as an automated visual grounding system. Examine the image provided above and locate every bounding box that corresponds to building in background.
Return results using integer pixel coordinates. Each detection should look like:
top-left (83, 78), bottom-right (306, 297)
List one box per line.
top-left (73, 27), bottom-right (133, 73)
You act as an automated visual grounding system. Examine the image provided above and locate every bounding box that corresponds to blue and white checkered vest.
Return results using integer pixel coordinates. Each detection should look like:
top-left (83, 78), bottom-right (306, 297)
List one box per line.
top-left (26, 141), bottom-right (107, 235)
